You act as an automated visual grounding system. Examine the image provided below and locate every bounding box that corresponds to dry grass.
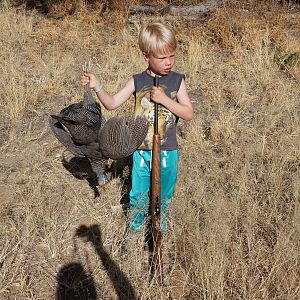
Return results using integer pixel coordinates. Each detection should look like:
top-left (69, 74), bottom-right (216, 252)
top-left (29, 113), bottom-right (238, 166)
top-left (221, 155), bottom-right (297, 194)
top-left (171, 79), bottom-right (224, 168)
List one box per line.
top-left (0, 0), bottom-right (299, 299)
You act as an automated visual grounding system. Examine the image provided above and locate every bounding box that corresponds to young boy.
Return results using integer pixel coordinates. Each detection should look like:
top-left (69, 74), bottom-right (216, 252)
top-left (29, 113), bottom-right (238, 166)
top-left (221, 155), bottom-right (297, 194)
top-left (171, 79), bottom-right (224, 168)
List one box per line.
top-left (81, 22), bottom-right (193, 233)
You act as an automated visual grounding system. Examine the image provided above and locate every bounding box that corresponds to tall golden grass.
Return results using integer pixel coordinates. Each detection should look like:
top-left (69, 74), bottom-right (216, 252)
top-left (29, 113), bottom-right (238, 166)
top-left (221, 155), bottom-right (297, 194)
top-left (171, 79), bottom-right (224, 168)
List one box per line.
top-left (0, 0), bottom-right (299, 299)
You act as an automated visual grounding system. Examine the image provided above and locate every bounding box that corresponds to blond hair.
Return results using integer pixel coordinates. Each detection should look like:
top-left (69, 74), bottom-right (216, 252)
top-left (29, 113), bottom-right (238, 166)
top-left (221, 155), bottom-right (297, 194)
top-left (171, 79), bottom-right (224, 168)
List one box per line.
top-left (138, 23), bottom-right (177, 56)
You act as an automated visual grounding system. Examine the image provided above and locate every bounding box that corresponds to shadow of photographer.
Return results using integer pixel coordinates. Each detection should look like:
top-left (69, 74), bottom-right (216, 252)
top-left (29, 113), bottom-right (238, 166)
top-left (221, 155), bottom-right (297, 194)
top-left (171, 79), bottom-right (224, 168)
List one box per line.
top-left (56, 261), bottom-right (97, 300)
top-left (56, 224), bottom-right (137, 300)
top-left (76, 224), bottom-right (137, 300)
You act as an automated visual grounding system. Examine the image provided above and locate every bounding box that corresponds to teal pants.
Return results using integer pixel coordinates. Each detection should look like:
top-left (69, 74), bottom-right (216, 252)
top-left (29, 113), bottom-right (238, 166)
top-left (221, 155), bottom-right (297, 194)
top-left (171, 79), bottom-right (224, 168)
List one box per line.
top-left (129, 149), bottom-right (179, 232)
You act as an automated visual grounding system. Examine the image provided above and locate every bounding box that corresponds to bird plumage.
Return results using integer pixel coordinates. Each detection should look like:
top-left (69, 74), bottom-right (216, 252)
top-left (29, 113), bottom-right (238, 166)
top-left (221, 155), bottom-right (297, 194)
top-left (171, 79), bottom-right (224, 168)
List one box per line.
top-left (99, 116), bottom-right (148, 160)
top-left (49, 82), bottom-right (148, 183)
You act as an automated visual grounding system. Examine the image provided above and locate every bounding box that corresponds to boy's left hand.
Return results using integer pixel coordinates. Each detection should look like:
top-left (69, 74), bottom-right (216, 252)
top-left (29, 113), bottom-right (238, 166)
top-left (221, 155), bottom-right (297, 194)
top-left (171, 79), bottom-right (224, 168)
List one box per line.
top-left (150, 87), bottom-right (167, 105)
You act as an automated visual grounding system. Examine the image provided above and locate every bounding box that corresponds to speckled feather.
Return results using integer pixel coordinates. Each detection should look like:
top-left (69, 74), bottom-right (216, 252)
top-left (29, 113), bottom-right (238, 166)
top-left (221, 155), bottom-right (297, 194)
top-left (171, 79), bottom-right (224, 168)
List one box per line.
top-left (49, 83), bottom-right (148, 177)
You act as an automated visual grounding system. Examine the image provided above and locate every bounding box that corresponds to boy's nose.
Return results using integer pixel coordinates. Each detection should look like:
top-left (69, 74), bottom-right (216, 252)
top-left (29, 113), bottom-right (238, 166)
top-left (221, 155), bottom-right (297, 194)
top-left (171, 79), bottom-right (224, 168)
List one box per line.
top-left (165, 58), bottom-right (171, 66)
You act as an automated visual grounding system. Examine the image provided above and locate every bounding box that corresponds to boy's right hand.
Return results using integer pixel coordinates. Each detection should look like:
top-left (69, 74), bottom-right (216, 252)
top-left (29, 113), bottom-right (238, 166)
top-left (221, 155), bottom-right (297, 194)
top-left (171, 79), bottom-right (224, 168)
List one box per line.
top-left (81, 72), bottom-right (101, 91)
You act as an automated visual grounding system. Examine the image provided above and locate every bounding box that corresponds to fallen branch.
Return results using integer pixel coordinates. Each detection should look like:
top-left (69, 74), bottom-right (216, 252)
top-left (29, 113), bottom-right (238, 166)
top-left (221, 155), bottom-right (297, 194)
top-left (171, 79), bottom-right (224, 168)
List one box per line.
top-left (168, 1), bottom-right (219, 20)
top-left (128, 0), bottom-right (220, 21)
top-left (128, 5), bottom-right (158, 15)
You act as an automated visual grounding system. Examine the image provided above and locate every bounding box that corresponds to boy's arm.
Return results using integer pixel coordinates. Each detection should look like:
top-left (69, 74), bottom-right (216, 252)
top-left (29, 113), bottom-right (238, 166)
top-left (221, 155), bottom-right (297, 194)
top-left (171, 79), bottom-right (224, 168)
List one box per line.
top-left (95, 78), bottom-right (135, 110)
top-left (151, 79), bottom-right (193, 121)
top-left (82, 72), bottom-right (135, 110)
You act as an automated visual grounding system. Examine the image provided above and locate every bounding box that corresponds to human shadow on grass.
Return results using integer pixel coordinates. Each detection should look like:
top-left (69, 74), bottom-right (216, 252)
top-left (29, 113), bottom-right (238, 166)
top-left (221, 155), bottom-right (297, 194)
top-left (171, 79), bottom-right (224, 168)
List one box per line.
top-left (75, 224), bottom-right (138, 300)
top-left (56, 262), bottom-right (97, 300)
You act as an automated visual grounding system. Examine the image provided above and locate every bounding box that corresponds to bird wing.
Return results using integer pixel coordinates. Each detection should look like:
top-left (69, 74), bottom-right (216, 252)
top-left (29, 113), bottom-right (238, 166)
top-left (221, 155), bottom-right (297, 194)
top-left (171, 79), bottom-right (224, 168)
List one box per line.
top-left (78, 143), bottom-right (103, 159)
top-left (60, 101), bottom-right (102, 126)
top-left (98, 116), bottom-right (149, 160)
top-left (49, 115), bottom-right (85, 157)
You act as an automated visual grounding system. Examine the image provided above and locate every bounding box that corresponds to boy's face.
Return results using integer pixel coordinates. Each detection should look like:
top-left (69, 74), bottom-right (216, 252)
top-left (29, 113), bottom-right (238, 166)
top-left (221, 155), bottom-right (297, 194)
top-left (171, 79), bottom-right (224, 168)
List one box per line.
top-left (143, 50), bottom-right (176, 76)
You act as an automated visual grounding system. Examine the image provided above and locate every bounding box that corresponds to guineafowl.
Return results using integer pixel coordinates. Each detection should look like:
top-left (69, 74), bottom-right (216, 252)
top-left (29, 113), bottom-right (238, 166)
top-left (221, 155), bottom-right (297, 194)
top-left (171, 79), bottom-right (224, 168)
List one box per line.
top-left (49, 59), bottom-right (148, 186)
top-left (51, 84), bottom-right (104, 146)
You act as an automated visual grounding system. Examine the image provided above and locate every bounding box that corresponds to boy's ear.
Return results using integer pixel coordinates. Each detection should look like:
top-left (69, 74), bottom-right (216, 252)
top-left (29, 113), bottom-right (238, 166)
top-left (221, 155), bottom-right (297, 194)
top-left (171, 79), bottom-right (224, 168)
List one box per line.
top-left (142, 52), bottom-right (150, 62)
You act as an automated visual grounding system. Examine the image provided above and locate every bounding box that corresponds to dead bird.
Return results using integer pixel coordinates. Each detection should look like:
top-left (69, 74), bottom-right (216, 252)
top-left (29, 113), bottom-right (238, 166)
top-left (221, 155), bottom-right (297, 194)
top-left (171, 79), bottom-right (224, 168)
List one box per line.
top-left (49, 61), bottom-right (148, 186)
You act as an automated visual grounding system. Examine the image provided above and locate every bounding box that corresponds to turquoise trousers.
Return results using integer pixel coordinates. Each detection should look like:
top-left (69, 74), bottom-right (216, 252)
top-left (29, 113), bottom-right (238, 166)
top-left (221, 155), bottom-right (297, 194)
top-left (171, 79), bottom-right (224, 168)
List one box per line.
top-left (129, 149), bottom-right (179, 232)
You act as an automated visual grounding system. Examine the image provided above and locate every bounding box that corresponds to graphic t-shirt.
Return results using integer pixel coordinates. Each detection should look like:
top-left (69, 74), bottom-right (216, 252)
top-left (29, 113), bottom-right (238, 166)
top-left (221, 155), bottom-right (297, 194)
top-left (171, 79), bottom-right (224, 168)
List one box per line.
top-left (133, 70), bottom-right (184, 150)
